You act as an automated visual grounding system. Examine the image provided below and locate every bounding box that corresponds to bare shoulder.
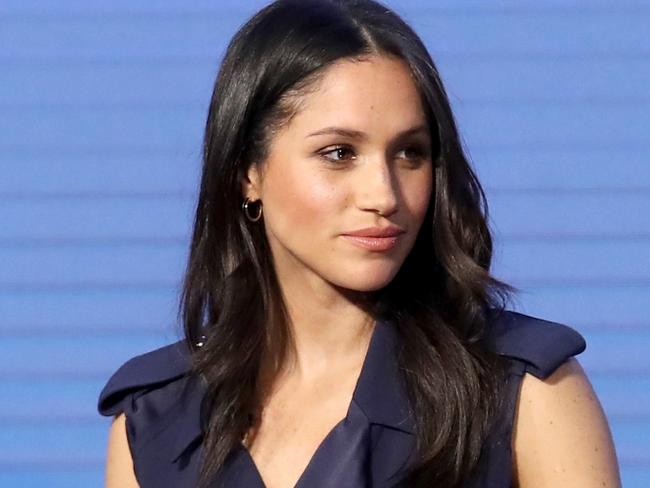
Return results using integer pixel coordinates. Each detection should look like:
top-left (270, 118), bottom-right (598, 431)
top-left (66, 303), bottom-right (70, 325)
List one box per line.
top-left (105, 412), bottom-right (140, 488)
top-left (512, 357), bottom-right (622, 488)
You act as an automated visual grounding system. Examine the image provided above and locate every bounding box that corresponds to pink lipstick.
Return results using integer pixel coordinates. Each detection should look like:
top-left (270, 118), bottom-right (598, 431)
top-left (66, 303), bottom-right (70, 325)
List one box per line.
top-left (340, 225), bottom-right (405, 252)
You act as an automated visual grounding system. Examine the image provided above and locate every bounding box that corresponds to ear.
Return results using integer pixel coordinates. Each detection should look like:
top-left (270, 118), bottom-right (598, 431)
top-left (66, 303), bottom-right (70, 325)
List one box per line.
top-left (239, 163), bottom-right (262, 200)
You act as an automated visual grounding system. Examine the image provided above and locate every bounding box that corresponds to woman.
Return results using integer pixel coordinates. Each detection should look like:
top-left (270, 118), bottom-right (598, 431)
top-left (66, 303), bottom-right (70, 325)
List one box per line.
top-left (99, 0), bottom-right (621, 486)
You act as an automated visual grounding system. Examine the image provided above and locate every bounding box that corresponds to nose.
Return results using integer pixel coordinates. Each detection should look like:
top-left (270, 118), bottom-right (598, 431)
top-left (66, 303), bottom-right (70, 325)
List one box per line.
top-left (356, 158), bottom-right (399, 217)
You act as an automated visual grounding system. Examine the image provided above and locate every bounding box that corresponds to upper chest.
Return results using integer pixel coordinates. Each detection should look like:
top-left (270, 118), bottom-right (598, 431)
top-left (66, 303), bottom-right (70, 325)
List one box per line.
top-left (241, 366), bottom-right (363, 487)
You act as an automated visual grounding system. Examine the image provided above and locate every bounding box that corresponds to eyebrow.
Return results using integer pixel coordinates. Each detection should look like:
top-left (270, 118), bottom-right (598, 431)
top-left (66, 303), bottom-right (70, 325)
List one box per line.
top-left (306, 124), bottom-right (429, 141)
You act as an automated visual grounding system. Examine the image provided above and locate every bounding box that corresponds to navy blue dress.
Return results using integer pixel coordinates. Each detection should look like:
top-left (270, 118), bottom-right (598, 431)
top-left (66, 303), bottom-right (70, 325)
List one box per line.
top-left (97, 310), bottom-right (586, 487)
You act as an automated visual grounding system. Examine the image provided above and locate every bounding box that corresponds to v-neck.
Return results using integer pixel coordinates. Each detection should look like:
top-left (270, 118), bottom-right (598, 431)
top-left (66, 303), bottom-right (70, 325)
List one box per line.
top-left (237, 318), bottom-right (382, 488)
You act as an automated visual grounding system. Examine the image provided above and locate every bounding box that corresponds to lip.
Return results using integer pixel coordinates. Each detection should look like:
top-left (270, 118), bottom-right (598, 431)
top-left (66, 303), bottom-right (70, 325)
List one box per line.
top-left (341, 234), bottom-right (401, 251)
top-left (341, 225), bottom-right (406, 238)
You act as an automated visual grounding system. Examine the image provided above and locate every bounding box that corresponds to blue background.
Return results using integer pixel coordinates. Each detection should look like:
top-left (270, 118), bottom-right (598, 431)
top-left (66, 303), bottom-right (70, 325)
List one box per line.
top-left (1, 1), bottom-right (648, 486)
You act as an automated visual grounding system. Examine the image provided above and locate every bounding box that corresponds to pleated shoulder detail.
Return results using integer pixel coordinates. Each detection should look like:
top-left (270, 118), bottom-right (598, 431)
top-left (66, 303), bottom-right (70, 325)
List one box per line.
top-left (96, 339), bottom-right (206, 486)
top-left (97, 339), bottom-right (191, 417)
top-left (485, 309), bottom-right (587, 379)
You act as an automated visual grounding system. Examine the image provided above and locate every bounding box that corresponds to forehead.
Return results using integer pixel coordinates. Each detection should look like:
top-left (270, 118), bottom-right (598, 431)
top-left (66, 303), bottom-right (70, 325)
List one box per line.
top-left (287, 55), bottom-right (427, 132)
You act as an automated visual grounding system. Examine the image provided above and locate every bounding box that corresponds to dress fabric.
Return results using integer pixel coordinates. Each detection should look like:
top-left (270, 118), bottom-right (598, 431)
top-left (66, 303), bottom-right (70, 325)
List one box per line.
top-left (97, 309), bottom-right (587, 487)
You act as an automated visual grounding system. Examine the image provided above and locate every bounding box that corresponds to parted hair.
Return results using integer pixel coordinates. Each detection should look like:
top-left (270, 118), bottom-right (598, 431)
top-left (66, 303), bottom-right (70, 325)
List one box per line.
top-left (177, 0), bottom-right (518, 486)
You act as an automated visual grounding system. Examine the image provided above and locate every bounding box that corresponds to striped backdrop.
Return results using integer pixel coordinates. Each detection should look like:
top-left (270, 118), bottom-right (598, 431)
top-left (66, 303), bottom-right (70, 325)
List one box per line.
top-left (1, 1), bottom-right (648, 486)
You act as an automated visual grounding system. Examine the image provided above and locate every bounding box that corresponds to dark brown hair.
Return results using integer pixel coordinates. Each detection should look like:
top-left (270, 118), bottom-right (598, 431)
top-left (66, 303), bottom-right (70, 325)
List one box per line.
top-left (177, 0), bottom-right (518, 486)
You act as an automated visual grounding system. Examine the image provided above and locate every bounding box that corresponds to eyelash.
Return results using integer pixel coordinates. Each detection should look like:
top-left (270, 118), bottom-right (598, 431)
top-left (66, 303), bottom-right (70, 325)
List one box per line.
top-left (318, 144), bottom-right (430, 166)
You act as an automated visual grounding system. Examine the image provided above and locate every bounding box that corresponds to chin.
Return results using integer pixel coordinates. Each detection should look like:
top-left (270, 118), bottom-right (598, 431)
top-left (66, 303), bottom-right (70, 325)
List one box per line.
top-left (332, 265), bottom-right (401, 292)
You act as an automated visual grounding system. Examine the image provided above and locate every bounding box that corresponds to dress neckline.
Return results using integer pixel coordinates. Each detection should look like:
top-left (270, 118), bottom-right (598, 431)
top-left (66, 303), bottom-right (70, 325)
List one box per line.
top-left (237, 318), bottom-right (382, 487)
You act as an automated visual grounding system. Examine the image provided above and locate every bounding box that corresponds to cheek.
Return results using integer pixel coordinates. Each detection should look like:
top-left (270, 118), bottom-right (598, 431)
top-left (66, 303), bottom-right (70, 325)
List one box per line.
top-left (403, 170), bottom-right (433, 221)
top-left (264, 165), bottom-right (342, 235)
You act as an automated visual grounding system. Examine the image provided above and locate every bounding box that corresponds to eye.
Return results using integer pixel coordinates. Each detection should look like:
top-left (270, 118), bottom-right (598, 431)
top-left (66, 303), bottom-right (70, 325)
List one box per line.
top-left (397, 144), bottom-right (430, 162)
top-left (317, 143), bottom-right (430, 166)
top-left (318, 145), bottom-right (356, 164)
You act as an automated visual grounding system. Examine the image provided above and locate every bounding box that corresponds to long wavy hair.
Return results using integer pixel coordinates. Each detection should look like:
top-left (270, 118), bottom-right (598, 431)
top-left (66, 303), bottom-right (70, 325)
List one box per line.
top-left (177, 0), bottom-right (518, 486)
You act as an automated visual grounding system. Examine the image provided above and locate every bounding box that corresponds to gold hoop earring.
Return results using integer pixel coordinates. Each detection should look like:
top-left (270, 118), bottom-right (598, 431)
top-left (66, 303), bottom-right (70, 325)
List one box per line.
top-left (242, 198), bottom-right (263, 222)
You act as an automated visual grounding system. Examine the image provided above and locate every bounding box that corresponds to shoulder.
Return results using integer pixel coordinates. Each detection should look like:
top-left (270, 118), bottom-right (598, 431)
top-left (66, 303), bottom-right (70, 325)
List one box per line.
top-left (98, 339), bottom-right (207, 484)
top-left (483, 309), bottom-right (587, 379)
top-left (482, 310), bottom-right (622, 486)
top-left (513, 357), bottom-right (622, 487)
top-left (97, 339), bottom-right (193, 417)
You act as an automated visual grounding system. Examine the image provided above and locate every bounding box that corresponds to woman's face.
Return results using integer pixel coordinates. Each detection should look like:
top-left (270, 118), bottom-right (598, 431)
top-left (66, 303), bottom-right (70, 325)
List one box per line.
top-left (242, 55), bottom-right (434, 293)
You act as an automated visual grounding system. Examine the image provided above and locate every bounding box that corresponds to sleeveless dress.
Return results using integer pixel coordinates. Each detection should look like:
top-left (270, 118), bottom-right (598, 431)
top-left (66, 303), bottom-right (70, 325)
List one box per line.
top-left (97, 309), bottom-right (586, 487)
